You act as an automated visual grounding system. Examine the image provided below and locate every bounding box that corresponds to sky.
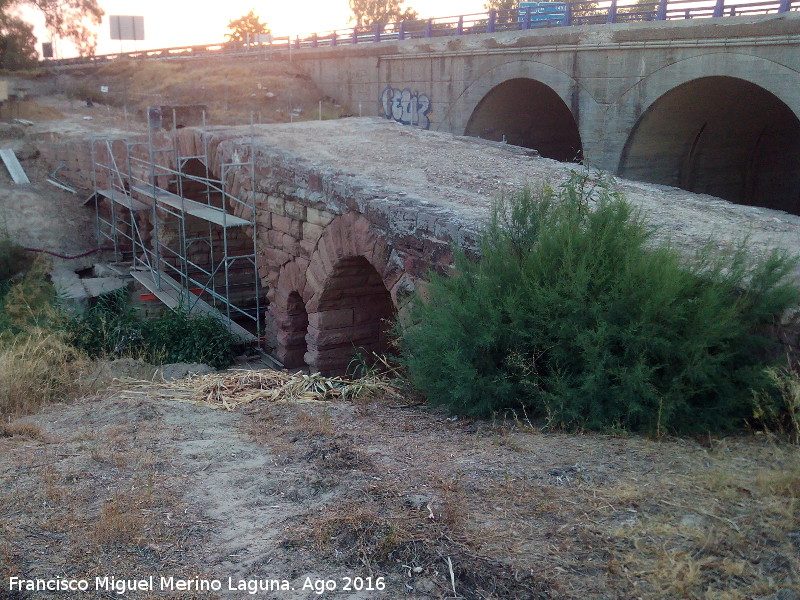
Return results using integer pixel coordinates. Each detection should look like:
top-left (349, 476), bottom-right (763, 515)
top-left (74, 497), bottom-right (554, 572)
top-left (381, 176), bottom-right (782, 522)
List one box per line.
top-left (29, 0), bottom-right (490, 59)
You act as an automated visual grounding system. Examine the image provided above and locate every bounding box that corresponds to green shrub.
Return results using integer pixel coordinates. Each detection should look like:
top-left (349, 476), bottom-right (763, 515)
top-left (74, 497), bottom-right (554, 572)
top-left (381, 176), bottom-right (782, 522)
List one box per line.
top-left (0, 238), bottom-right (31, 289)
top-left (141, 307), bottom-right (240, 370)
top-left (65, 289), bottom-right (144, 357)
top-left (399, 172), bottom-right (800, 435)
top-left (66, 290), bottom-right (241, 369)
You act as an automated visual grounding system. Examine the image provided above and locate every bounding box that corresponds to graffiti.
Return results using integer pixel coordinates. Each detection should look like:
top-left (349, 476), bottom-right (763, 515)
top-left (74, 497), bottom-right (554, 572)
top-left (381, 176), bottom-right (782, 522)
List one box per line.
top-left (380, 85), bottom-right (432, 130)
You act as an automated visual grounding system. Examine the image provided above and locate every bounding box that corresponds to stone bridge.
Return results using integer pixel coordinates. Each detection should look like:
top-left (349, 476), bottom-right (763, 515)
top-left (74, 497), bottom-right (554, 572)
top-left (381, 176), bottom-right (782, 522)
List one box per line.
top-left (291, 13), bottom-right (800, 215)
top-left (42, 118), bottom-right (800, 375)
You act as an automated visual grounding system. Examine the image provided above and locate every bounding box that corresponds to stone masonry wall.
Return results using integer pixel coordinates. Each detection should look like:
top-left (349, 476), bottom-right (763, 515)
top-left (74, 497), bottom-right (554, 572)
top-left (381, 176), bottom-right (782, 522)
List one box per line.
top-left (174, 128), bottom-right (478, 373)
top-left (41, 126), bottom-right (480, 374)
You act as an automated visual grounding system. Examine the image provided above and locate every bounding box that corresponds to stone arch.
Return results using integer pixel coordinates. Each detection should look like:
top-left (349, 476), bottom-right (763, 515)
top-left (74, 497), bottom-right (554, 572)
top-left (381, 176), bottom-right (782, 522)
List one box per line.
top-left (306, 256), bottom-right (396, 375)
top-left (617, 73), bottom-right (800, 214)
top-left (302, 213), bottom-right (397, 375)
top-left (268, 259), bottom-right (310, 367)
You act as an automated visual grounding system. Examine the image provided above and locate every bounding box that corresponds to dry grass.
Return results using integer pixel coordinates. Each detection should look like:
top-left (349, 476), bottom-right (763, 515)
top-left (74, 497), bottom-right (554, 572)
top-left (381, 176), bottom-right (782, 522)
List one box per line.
top-left (246, 393), bottom-right (800, 600)
top-left (0, 420), bottom-right (44, 439)
top-left (0, 328), bottom-right (90, 415)
top-left (753, 361), bottom-right (800, 444)
top-left (0, 397), bottom-right (221, 599)
top-left (111, 368), bottom-right (402, 409)
top-left (0, 347), bottom-right (796, 599)
top-left (71, 57), bottom-right (348, 126)
top-left (0, 100), bottom-right (63, 121)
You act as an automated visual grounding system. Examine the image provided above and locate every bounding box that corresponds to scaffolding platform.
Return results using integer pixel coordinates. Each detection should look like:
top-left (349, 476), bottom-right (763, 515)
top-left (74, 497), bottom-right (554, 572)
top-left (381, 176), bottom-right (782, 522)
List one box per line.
top-left (95, 189), bottom-right (150, 212)
top-left (131, 268), bottom-right (256, 342)
top-left (88, 117), bottom-right (263, 346)
top-left (131, 185), bottom-right (250, 227)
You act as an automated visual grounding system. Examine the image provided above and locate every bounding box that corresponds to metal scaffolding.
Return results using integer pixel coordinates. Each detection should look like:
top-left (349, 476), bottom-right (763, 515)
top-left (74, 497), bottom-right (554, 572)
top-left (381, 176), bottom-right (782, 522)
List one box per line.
top-left (89, 114), bottom-right (261, 343)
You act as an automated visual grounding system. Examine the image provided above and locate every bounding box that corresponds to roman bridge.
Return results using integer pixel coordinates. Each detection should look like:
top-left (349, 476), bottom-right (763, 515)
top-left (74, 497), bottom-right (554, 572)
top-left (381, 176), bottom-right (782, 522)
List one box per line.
top-left (42, 116), bottom-right (800, 375)
top-left (288, 10), bottom-right (800, 215)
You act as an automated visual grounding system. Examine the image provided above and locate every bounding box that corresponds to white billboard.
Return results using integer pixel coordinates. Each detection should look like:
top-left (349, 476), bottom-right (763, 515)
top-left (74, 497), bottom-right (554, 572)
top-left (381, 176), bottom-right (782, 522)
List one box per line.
top-left (110, 16), bottom-right (145, 41)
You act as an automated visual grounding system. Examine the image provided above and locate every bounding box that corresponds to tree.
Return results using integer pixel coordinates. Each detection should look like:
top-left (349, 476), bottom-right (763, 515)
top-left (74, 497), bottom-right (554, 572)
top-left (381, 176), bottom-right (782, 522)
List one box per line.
top-left (30, 0), bottom-right (103, 56)
top-left (0, 0), bottom-right (103, 66)
top-left (0, 8), bottom-right (38, 69)
top-left (349, 0), bottom-right (418, 28)
top-left (483, 0), bottom-right (516, 11)
top-left (226, 9), bottom-right (270, 43)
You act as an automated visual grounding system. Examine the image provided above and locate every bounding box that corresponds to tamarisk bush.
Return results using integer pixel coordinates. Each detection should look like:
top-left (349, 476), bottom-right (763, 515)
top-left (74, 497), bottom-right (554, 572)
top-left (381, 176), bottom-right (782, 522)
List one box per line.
top-left (399, 173), bottom-right (799, 434)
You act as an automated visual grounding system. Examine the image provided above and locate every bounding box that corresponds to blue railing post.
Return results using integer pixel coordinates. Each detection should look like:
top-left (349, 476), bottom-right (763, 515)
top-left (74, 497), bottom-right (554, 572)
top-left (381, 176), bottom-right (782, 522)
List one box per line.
top-left (294, 36), bottom-right (300, 49)
top-left (399, 21), bottom-right (405, 40)
top-left (607, 0), bottom-right (618, 23)
top-left (565, 2), bottom-right (573, 26)
top-left (524, 7), bottom-right (532, 29)
top-left (374, 23), bottom-right (381, 42)
top-left (457, 15), bottom-right (463, 35)
top-left (657, 0), bottom-right (668, 20)
top-left (312, 33), bottom-right (318, 47)
top-left (332, 31), bottom-right (337, 46)
top-left (488, 10), bottom-right (496, 33)
top-left (352, 28), bottom-right (358, 44)
top-left (425, 18), bottom-right (432, 37)
top-left (713, 0), bottom-right (725, 17)
top-left (779, 0), bottom-right (791, 12)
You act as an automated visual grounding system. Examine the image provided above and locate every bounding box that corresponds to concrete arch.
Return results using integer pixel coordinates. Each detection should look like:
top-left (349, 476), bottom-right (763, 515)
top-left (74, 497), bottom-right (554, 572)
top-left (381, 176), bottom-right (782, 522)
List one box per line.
top-left (464, 77), bottom-right (583, 161)
top-left (619, 76), bottom-right (800, 213)
top-left (448, 59), bottom-right (588, 150)
top-left (606, 52), bottom-right (800, 175)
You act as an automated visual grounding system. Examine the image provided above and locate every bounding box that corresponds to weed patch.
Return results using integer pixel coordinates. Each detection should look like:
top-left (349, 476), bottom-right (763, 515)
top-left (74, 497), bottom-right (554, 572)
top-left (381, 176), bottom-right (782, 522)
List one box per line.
top-left (0, 328), bottom-right (90, 415)
top-left (66, 290), bottom-right (241, 369)
top-left (0, 420), bottom-right (44, 439)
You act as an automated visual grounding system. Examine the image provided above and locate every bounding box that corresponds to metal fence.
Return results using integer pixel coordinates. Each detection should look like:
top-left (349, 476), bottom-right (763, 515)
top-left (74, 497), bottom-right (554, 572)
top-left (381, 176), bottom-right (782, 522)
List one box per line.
top-left (50, 0), bottom-right (799, 66)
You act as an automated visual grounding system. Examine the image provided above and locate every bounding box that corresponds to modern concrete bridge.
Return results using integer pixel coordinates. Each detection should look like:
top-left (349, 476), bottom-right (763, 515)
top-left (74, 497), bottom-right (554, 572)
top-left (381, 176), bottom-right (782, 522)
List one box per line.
top-left (291, 12), bottom-right (800, 215)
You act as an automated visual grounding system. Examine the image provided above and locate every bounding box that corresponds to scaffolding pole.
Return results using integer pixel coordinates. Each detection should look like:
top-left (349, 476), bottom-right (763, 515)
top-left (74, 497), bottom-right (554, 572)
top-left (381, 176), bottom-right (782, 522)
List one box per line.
top-left (89, 115), bottom-right (262, 344)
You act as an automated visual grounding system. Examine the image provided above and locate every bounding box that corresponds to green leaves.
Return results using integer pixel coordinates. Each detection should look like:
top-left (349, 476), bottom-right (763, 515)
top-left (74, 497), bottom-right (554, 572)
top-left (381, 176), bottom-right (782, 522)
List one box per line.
top-left (66, 290), bottom-right (241, 370)
top-left (399, 172), bottom-right (799, 434)
top-left (226, 9), bottom-right (270, 43)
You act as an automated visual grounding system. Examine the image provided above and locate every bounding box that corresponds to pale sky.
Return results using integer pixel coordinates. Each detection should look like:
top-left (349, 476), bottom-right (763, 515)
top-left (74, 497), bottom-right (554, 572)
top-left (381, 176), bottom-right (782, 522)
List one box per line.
top-left (30, 0), bottom-right (490, 58)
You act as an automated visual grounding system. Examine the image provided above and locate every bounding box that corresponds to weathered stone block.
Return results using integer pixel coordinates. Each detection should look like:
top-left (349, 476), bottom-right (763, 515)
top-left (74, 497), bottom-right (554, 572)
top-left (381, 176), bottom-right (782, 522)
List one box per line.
top-left (308, 309), bottom-right (353, 330)
top-left (267, 195), bottom-right (285, 216)
top-left (306, 207), bottom-right (335, 227)
top-left (264, 247), bottom-right (291, 266)
top-left (298, 239), bottom-right (318, 258)
top-left (302, 221), bottom-right (325, 243)
top-left (284, 200), bottom-right (306, 221)
top-left (272, 214), bottom-right (302, 238)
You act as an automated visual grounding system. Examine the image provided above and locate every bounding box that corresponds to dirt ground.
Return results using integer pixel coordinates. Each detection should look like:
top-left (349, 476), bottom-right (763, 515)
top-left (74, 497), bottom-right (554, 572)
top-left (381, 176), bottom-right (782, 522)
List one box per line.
top-left (0, 93), bottom-right (799, 600)
top-left (1, 383), bottom-right (798, 600)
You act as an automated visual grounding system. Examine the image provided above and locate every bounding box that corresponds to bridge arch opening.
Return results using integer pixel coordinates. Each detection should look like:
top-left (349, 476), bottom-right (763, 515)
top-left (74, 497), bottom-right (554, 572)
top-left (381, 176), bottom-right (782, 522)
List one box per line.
top-left (464, 78), bottom-right (583, 162)
top-left (280, 291), bottom-right (309, 369)
top-left (307, 255), bottom-right (395, 376)
top-left (619, 76), bottom-right (800, 215)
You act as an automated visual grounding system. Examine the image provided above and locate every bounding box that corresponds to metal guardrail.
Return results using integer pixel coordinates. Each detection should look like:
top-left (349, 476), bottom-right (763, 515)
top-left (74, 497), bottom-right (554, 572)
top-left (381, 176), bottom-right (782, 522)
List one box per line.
top-left (48, 0), bottom-right (799, 66)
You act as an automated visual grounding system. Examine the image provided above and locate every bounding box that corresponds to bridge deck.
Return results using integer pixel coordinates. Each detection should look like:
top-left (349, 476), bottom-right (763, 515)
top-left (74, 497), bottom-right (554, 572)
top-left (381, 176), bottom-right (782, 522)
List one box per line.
top-left (215, 118), bottom-right (800, 274)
